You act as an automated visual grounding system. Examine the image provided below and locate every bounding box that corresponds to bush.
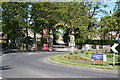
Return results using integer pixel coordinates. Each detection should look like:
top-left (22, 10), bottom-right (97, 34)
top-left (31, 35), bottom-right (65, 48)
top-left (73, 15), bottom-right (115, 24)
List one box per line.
top-left (85, 52), bottom-right (88, 54)
top-left (76, 40), bottom-right (118, 45)
top-left (69, 52), bottom-right (73, 55)
top-left (80, 50), bottom-right (84, 53)
top-left (86, 40), bottom-right (118, 45)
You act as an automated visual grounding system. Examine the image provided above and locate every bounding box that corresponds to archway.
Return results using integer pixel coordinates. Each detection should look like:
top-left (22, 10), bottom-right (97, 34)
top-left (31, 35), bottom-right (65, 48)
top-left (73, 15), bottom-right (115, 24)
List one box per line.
top-left (53, 23), bottom-right (67, 45)
top-left (43, 22), bottom-right (68, 51)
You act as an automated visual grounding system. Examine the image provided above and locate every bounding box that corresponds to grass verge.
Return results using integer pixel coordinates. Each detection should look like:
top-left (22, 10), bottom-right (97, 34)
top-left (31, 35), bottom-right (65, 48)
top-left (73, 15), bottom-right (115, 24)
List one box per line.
top-left (48, 53), bottom-right (119, 70)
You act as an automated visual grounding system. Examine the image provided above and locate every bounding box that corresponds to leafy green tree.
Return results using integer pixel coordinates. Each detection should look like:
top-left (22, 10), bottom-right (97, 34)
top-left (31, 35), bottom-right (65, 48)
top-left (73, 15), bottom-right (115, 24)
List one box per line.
top-left (59, 2), bottom-right (108, 43)
top-left (98, 1), bottom-right (120, 40)
top-left (84, 2), bottom-right (109, 31)
top-left (31, 2), bottom-right (61, 31)
top-left (30, 2), bottom-right (63, 47)
top-left (113, 1), bottom-right (120, 17)
top-left (99, 16), bottom-right (119, 40)
top-left (58, 2), bottom-right (89, 30)
top-left (2, 2), bottom-right (30, 48)
top-left (2, 2), bottom-right (110, 49)
top-left (56, 2), bottom-right (90, 44)
top-left (113, 1), bottom-right (120, 32)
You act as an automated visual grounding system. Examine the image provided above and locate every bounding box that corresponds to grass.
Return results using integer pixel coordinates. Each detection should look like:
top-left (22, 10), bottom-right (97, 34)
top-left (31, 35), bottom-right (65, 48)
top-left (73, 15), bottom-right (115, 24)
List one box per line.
top-left (49, 52), bottom-right (120, 70)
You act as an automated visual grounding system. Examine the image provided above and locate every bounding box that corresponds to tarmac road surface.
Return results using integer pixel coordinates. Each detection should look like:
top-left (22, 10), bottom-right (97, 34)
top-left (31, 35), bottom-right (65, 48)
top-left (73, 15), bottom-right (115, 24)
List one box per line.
top-left (1, 51), bottom-right (118, 78)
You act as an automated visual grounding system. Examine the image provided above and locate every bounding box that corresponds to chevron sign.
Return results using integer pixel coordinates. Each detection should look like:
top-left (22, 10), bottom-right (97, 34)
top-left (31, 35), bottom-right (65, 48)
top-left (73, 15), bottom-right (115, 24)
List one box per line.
top-left (111, 44), bottom-right (120, 53)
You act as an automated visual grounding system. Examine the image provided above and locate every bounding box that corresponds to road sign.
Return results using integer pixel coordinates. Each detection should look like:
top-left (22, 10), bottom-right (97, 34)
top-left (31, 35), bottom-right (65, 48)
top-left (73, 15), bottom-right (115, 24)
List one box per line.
top-left (111, 44), bottom-right (120, 53)
top-left (70, 35), bottom-right (75, 42)
top-left (118, 35), bottom-right (120, 43)
top-left (69, 42), bottom-right (75, 47)
top-left (91, 54), bottom-right (106, 62)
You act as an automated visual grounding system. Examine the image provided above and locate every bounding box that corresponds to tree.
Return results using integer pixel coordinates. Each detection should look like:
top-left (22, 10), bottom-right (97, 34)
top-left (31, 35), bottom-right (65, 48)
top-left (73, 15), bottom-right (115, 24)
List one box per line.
top-left (56, 2), bottom-right (90, 44)
top-left (99, 16), bottom-right (119, 40)
top-left (113, 1), bottom-right (120, 17)
top-left (31, 2), bottom-right (61, 31)
top-left (113, 1), bottom-right (120, 32)
top-left (31, 2), bottom-right (63, 49)
top-left (84, 2), bottom-right (108, 31)
top-left (98, 1), bottom-right (120, 40)
top-left (2, 2), bottom-right (30, 48)
top-left (59, 2), bottom-right (108, 43)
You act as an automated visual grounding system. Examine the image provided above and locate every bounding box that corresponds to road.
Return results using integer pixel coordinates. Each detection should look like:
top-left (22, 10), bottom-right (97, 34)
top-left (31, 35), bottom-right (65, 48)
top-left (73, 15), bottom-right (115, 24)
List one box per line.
top-left (1, 51), bottom-right (118, 78)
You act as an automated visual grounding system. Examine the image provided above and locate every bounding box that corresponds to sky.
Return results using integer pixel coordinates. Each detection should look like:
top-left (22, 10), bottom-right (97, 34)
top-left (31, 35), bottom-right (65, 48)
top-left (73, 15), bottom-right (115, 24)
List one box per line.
top-left (96, 2), bottom-right (117, 21)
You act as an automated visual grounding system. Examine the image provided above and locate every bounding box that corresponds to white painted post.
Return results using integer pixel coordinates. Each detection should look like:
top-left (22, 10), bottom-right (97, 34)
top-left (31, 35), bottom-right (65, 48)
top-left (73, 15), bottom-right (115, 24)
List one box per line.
top-left (104, 54), bottom-right (107, 66)
top-left (71, 46), bottom-right (74, 53)
top-left (94, 61), bottom-right (95, 65)
top-left (70, 31), bottom-right (75, 53)
top-left (113, 53), bottom-right (115, 66)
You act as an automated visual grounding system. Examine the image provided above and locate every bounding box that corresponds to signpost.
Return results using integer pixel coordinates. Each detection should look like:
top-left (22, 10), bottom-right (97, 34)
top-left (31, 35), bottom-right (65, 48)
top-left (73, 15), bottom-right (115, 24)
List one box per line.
top-left (69, 42), bottom-right (75, 47)
top-left (69, 32), bottom-right (75, 53)
top-left (111, 43), bottom-right (120, 66)
top-left (91, 54), bottom-right (107, 65)
top-left (111, 34), bottom-right (120, 66)
top-left (69, 42), bottom-right (75, 53)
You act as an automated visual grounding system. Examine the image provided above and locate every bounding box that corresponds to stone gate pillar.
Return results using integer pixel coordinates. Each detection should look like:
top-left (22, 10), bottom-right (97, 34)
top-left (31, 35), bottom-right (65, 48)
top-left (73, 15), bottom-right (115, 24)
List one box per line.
top-left (49, 29), bottom-right (53, 51)
top-left (42, 28), bottom-right (49, 51)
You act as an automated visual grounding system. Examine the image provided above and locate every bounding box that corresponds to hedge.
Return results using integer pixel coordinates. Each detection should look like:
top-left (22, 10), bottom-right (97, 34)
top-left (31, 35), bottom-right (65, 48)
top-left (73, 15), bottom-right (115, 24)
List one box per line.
top-left (76, 40), bottom-right (119, 45)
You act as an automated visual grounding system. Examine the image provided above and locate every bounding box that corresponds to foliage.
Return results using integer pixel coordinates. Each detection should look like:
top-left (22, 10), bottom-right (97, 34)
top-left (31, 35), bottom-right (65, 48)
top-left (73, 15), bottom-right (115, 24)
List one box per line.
top-left (113, 1), bottom-right (120, 17)
top-left (98, 1), bottom-right (120, 40)
top-left (84, 40), bottom-right (118, 45)
top-left (76, 40), bottom-right (118, 45)
top-left (2, 2), bottom-right (30, 40)
top-left (2, 2), bottom-right (113, 48)
top-left (63, 31), bottom-right (70, 44)
top-left (31, 2), bottom-right (60, 31)
top-left (69, 52), bottom-right (73, 55)
top-left (100, 16), bottom-right (119, 32)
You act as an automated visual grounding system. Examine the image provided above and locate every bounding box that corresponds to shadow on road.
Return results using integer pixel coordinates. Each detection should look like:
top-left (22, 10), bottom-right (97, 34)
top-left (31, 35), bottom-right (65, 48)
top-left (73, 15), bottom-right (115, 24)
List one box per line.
top-left (0, 65), bottom-right (13, 70)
